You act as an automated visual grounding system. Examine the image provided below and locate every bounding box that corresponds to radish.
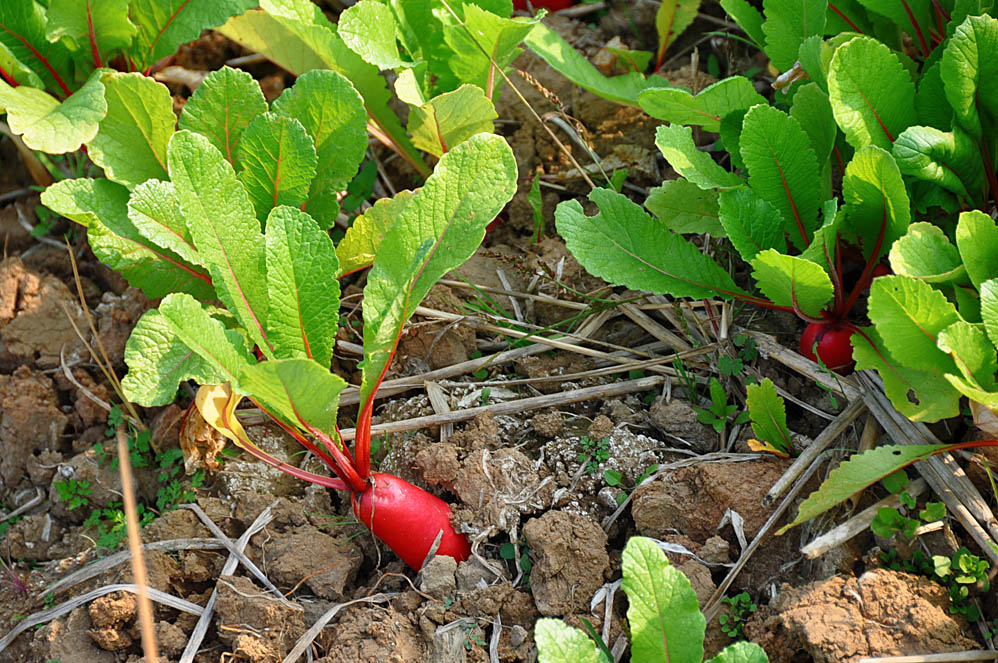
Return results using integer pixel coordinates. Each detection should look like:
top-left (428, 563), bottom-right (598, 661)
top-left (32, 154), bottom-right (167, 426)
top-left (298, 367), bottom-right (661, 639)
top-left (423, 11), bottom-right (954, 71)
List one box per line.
top-left (352, 473), bottom-right (471, 569)
top-left (800, 322), bottom-right (856, 374)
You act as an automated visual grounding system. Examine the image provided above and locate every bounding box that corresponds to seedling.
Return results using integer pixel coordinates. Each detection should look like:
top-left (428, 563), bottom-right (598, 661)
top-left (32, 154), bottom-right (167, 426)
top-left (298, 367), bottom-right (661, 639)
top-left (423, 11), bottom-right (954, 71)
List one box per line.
top-left (695, 378), bottom-right (749, 435)
top-left (53, 479), bottom-right (91, 511)
top-left (719, 592), bottom-right (757, 638)
top-left (578, 437), bottom-right (611, 475)
top-left (499, 538), bottom-right (532, 585)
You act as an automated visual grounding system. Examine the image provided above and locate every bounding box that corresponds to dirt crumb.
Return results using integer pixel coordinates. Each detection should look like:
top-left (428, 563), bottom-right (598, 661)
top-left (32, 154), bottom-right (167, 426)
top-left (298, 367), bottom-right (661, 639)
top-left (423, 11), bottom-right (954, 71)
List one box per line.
top-left (523, 510), bottom-right (609, 616)
top-left (215, 575), bottom-right (305, 660)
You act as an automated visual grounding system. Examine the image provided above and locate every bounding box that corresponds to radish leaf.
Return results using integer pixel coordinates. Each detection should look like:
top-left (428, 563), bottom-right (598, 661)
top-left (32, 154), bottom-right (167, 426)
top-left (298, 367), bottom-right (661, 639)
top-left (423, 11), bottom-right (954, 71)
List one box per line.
top-left (718, 189), bottom-right (787, 262)
top-left (656, 0), bottom-right (701, 68)
top-left (237, 112), bottom-right (318, 222)
top-left (337, 190), bottom-right (414, 277)
top-left (747, 378), bottom-right (793, 456)
top-left (240, 358), bottom-right (347, 435)
top-left (656, 124), bottom-right (745, 190)
top-left (179, 66), bottom-right (268, 166)
top-left (893, 125), bottom-right (983, 200)
top-left (128, 0), bottom-right (257, 70)
top-left (338, 0), bottom-right (406, 70)
top-left (639, 76), bottom-right (765, 133)
top-left (46, 0), bottom-right (135, 62)
top-left (750, 250), bottom-right (834, 317)
top-left (887, 222), bottom-right (965, 284)
top-left (127, 180), bottom-right (203, 268)
top-left (841, 145), bottom-right (910, 260)
top-left (0, 69), bottom-right (105, 154)
top-left (646, 179), bottom-right (723, 236)
top-left (407, 84), bottom-right (497, 158)
top-left (535, 620), bottom-right (603, 663)
top-left (955, 210), bottom-right (998, 289)
top-left (761, 0), bottom-right (826, 71)
top-left (941, 15), bottom-right (998, 141)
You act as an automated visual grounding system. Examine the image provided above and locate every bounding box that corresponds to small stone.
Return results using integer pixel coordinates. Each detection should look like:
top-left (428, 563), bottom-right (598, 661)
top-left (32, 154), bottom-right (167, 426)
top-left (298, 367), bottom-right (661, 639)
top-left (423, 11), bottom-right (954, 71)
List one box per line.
top-left (420, 555), bottom-right (458, 599)
top-left (699, 536), bottom-right (731, 565)
top-left (456, 556), bottom-right (494, 594)
top-left (523, 510), bottom-right (609, 616)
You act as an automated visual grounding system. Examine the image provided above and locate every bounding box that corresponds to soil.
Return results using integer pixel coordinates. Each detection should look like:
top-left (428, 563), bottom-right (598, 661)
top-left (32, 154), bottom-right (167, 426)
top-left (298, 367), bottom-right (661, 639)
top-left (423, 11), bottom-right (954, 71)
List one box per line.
top-left (1, 4), bottom-right (995, 663)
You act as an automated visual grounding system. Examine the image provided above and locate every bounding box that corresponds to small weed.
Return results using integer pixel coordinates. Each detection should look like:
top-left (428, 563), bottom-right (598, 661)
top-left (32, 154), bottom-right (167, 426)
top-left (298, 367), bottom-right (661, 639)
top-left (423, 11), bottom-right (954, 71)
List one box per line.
top-left (478, 387), bottom-right (491, 407)
top-left (499, 537), bottom-right (532, 586)
top-left (53, 479), bottom-right (91, 511)
top-left (461, 620), bottom-right (486, 651)
top-left (694, 378), bottom-right (749, 435)
top-left (577, 437), bottom-right (611, 475)
top-left (719, 592), bottom-right (757, 638)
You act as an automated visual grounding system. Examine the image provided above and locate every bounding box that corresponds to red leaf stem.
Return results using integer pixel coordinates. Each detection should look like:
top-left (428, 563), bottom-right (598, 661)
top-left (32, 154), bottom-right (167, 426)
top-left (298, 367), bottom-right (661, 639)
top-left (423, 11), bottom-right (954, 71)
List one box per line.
top-left (899, 0), bottom-right (931, 56)
top-left (827, 2), bottom-right (863, 33)
top-left (0, 22), bottom-right (72, 97)
top-left (86, 0), bottom-right (103, 68)
top-left (840, 199), bottom-right (887, 316)
top-left (0, 64), bottom-right (18, 87)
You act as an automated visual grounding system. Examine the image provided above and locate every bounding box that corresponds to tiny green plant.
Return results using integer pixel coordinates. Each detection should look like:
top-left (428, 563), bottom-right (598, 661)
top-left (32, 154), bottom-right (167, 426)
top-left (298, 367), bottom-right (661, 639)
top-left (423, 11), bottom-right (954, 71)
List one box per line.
top-left (719, 592), bottom-right (758, 639)
top-left (535, 536), bottom-right (768, 663)
top-left (499, 537), bottom-right (532, 585)
top-left (695, 378), bottom-right (749, 435)
top-left (53, 479), bottom-right (91, 511)
top-left (577, 437), bottom-right (611, 475)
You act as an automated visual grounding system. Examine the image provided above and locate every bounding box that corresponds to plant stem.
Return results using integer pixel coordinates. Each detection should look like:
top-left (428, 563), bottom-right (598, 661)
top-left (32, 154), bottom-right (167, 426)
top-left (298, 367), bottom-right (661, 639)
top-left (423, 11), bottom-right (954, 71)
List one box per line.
top-left (840, 203), bottom-right (887, 317)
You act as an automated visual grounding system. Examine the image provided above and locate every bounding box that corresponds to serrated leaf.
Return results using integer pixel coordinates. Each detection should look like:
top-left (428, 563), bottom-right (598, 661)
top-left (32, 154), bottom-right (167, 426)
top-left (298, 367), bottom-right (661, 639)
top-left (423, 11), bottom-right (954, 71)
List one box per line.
top-left (854, 0), bottom-right (932, 50)
top-left (638, 76), bottom-right (765, 133)
top-left (178, 66), bottom-right (268, 165)
top-left (337, 190), bottom-right (414, 276)
top-left (237, 112), bottom-right (318, 221)
top-left (87, 72), bottom-right (173, 189)
top-left (853, 326), bottom-right (963, 421)
top-left (796, 35), bottom-right (831, 94)
top-left (338, 0), bottom-right (406, 69)
top-left (888, 222), bottom-right (965, 284)
top-left (168, 130), bottom-right (271, 355)
top-left (525, 23), bottom-right (668, 106)
top-left (982, 279), bottom-right (998, 348)
top-left (914, 61), bottom-right (952, 129)
top-left (408, 84), bottom-right (497, 158)
top-left (265, 206), bottom-right (340, 368)
top-left (941, 15), bottom-right (998, 140)
top-left (158, 293), bottom-right (254, 387)
top-left (0, 0), bottom-right (73, 93)
top-left (655, 124), bottom-right (745, 190)
top-left (622, 537), bottom-right (705, 663)
top-left (0, 41), bottom-right (43, 88)
top-left (128, 179), bottom-right (202, 267)
top-left (718, 189), bottom-right (787, 261)
top-left (0, 68), bottom-right (104, 153)
top-left (240, 358), bottom-right (347, 436)
top-left (828, 36), bottom-right (917, 151)
top-left (41, 177), bottom-right (213, 298)
top-left (955, 210), bottom-right (998, 290)
top-left (779, 443), bottom-right (947, 533)
top-left (218, 6), bottom-right (426, 176)
top-left (790, 83), bottom-right (835, 167)
top-left (121, 310), bottom-right (227, 406)
top-left (841, 145), bottom-right (910, 260)
top-left (535, 619), bottom-right (602, 663)
top-left (707, 641), bottom-right (770, 663)
top-left (656, 0), bottom-right (701, 66)
top-left (893, 125), bottom-right (982, 200)
top-left (938, 320), bottom-right (998, 392)
top-left (720, 0), bottom-right (766, 48)
top-left (444, 6), bottom-right (537, 98)
top-left (272, 69), bottom-right (368, 229)
top-left (747, 377), bottom-right (793, 455)
top-left (557, 188), bottom-right (748, 301)
top-left (359, 133), bottom-right (517, 409)
top-left (761, 0), bottom-right (827, 71)
top-left (751, 250), bottom-right (834, 317)
top-left (128, 0), bottom-right (257, 70)
top-left (739, 104), bottom-right (821, 248)
top-left (645, 179), bottom-right (722, 236)
top-left (45, 0), bottom-right (135, 64)
top-left (867, 275), bottom-right (961, 373)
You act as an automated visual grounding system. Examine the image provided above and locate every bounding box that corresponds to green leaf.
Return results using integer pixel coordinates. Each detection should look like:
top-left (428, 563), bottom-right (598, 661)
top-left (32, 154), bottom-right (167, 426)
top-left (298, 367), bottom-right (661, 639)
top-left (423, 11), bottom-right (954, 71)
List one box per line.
top-left (87, 72), bottom-right (173, 189)
top-left (867, 275), bottom-right (961, 373)
top-left (780, 443), bottom-right (947, 533)
top-left (645, 179), bottom-right (722, 236)
top-left (750, 250), bottom-right (834, 317)
top-left (720, 0), bottom-right (766, 48)
top-left (168, 130), bottom-right (271, 356)
top-left (240, 358), bottom-right (347, 435)
top-left (0, 0), bottom-right (73, 93)
top-left (0, 68), bottom-right (105, 153)
top-left (359, 133), bottom-right (517, 408)
top-left (444, 6), bottom-right (538, 98)
top-left (535, 619), bottom-right (602, 663)
top-left (853, 0), bottom-right (932, 48)
top-left (707, 641), bottom-right (770, 663)
top-left (655, 124), bottom-right (745, 190)
top-left (0, 41), bottom-right (42, 88)
top-left (828, 36), bottom-right (917, 151)
top-left (955, 210), bottom-right (998, 290)
top-left (265, 206), bottom-right (340, 369)
top-left (893, 125), bottom-right (983, 200)
top-left (178, 66), bottom-right (268, 165)
top-left (127, 179), bottom-right (202, 267)
top-left (336, 190), bottom-right (414, 276)
top-left (525, 23), bottom-right (668, 106)
top-left (272, 69), bottom-right (368, 229)
top-left (747, 377), bottom-right (793, 455)
top-left (941, 15), bottom-right (998, 140)
top-left (739, 104), bottom-right (821, 248)
top-left (656, 0), bottom-right (701, 65)
top-left (237, 112), bottom-right (318, 221)
top-left (888, 222), bottom-right (965, 284)
top-left (408, 84), bottom-right (497, 158)
top-left (761, 0), bottom-right (827, 71)
top-left (122, 310), bottom-right (226, 406)
top-left (914, 61), bottom-right (952, 130)
top-left (980, 279), bottom-right (998, 348)
top-left (622, 537), bottom-right (705, 663)
top-left (218, 6), bottom-right (427, 176)
top-left (127, 0), bottom-right (257, 70)
top-left (938, 320), bottom-right (998, 393)
top-left (841, 145), bottom-right (910, 260)
top-left (41, 178), bottom-right (213, 299)
top-left (338, 0), bottom-right (406, 69)
top-left (790, 83), bottom-right (835, 167)
top-left (46, 0), bottom-right (135, 63)
top-left (158, 293), bottom-right (254, 388)
top-left (557, 188), bottom-right (748, 301)
top-left (852, 326), bottom-right (963, 421)
top-left (718, 189), bottom-right (787, 262)
top-left (638, 76), bottom-right (765, 133)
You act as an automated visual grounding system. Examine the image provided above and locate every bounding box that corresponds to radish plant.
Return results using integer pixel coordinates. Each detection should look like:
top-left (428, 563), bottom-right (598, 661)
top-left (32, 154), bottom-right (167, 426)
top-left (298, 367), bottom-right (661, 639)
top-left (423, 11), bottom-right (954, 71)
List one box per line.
top-left (0, 0), bottom-right (257, 154)
top-left (41, 66), bottom-right (518, 569)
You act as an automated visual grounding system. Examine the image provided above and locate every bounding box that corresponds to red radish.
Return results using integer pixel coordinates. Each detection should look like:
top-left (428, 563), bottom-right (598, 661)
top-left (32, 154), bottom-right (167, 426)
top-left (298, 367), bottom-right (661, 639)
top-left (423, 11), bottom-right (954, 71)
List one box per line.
top-left (513, 0), bottom-right (575, 11)
top-left (800, 322), bottom-right (856, 374)
top-left (352, 473), bottom-right (471, 569)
